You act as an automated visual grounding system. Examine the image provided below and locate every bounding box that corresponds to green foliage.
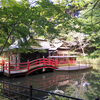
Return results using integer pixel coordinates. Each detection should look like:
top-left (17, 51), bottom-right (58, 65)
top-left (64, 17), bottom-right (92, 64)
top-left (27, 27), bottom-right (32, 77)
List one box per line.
top-left (0, 0), bottom-right (32, 53)
top-left (0, 0), bottom-right (100, 58)
top-left (45, 94), bottom-right (68, 100)
top-left (84, 67), bottom-right (100, 99)
top-left (0, 0), bottom-right (66, 54)
top-left (0, 97), bottom-right (8, 100)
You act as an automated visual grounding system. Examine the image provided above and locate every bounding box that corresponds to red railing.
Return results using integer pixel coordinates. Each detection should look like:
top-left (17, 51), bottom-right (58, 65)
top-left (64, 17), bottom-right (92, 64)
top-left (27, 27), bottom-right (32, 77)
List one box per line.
top-left (57, 57), bottom-right (76, 64)
top-left (2, 57), bottom-right (57, 76)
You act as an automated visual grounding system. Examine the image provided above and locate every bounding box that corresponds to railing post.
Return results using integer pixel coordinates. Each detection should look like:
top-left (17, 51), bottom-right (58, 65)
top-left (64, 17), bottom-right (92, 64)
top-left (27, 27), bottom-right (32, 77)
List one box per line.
top-left (49, 59), bottom-right (50, 65)
top-left (30, 85), bottom-right (32, 100)
top-left (43, 57), bottom-right (45, 66)
top-left (79, 61), bottom-right (80, 69)
top-left (52, 59), bottom-right (53, 65)
top-left (27, 60), bottom-right (29, 71)
top-left (2, 60), bottom-right (4, 73)
top-left (68, 58), bottom-right (70, 69)
top-left (95, 97), bottom-right (99, 100)
top-left (36, 60), bottom-right (37, 65)
top-left (55, 60), bottom-right (57, 68)
top-left (65, 58), bottom-right (66, 64)
top-left (8, 61), bottom-right (10, 77)
top-left (39, 58), bottom-right (41, 64)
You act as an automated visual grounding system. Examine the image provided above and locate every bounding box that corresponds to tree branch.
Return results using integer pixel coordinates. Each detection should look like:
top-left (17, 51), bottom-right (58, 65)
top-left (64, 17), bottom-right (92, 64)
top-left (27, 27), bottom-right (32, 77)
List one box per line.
top-left (95, 21), bottom-right (100, 24)
top-left (91, 0), bottom-right (99, 24)
top-left (0, 1), bottom-right (36, 55)
top-left (81, 0), bottom-right (99, 17)
top-left (73, 35), bottom-right (93, 53)
top-left (0, 15), bottom-right (11, 29)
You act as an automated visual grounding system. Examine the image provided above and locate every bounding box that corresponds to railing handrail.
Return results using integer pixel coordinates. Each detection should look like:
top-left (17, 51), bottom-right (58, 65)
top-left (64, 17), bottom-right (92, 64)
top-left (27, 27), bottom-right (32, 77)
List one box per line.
top-left (1, 57), bottom-right (57, 76)
top-left (0, 81), bottom-right (85, 100)
top-left (2, 57), bottom-right (57, 66)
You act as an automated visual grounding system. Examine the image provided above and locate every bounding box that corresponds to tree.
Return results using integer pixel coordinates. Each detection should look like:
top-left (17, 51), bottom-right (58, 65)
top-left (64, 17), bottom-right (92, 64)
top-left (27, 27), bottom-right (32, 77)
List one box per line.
top-left (65, 31), bottom-right (88, 56)
top-left (0, 0), bottom-right (34, 55)
top-left (0, 0), bottom-right (66, 55)
top-left (84, 68), bottom-right (100, 99)
top-left (78, 0), bottom-right (100, 57)
top-left (1, 0), bottom-right (99, 58)
top-left (58, 0), bottom-right (100, 57)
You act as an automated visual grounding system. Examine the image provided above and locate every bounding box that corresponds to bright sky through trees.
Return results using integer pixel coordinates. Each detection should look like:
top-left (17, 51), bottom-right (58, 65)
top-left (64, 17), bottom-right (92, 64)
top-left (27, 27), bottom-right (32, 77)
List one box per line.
top-left (17, 0), bottom-right (55, 3)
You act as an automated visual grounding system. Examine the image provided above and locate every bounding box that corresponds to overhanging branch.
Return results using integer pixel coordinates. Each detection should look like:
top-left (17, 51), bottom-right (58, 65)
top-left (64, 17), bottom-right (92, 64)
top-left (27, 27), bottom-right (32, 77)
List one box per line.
top-left (0, 15), bottom-right (11, 29)
top-left (81, 0), bottom-right (99, 17)
top-left (0, 1), bottom-right (36, 55)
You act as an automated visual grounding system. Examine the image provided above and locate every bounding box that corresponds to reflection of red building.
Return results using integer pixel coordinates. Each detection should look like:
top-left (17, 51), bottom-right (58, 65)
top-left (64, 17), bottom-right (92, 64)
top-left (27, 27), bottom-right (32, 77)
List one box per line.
top-left (2, 74), bottom-right (78, 91)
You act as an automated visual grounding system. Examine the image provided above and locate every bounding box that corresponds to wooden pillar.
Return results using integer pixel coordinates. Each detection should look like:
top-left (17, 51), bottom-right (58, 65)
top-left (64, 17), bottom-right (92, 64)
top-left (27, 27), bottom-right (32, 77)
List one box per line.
top-left (65, 57), bottom-right (67, 64)
top-left (2, 60), bottom-right (4, 73)
top-left (36, 60), bottom-right (37, 65)
top-left (43, 56), bottom-right (45, 66)
top-left (49, 59), bottom-right (50, 65)
top-left (27, 60), bottom-right (29, 71)
top-left (55, 59), bottom-right (57, 68)
top-left (16, 54), bottom-right (17, 66)
top-left (39, 58), bottom-right (40, 64)
top-left (59, 58), bottom-right (60, 64)
top-left (73, 57), bottom-right (75, 63)
top-left (74, 57), bottom-right (76, 63)
top-left (68, 57), bottom-right (70, 69)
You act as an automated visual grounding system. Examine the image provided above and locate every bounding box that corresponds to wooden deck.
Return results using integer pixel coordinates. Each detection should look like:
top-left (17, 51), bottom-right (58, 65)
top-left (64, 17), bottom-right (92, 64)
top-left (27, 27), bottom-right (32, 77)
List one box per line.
top-left (1, 58), bottom-right (57, 77)
top-left (3, 64), bottom-right (53, 75)
top-left (1, 64), bottom-right (93, 74)
top-left (0, 57), bottom-right (93, 76)
top-left (55, 64), bottom-right (93, 72)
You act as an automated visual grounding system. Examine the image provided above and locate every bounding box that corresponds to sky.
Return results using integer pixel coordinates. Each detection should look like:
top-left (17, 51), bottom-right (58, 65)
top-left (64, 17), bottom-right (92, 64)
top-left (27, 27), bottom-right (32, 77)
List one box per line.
top-left (17, 0), bottom-right (57, 3)
top-left (16, 0), bottom-right (57, 7)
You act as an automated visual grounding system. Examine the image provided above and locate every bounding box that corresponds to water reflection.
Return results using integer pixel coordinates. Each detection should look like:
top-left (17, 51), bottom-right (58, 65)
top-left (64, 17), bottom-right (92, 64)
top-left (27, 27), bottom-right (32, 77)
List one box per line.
top-left (0, 69), bottom-right (95, 99)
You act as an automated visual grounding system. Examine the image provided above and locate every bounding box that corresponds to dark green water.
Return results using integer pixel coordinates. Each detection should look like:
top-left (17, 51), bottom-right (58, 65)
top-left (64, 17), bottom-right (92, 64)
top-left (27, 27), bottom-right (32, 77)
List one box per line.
top-left (0, 66), bottom-right (100, 100)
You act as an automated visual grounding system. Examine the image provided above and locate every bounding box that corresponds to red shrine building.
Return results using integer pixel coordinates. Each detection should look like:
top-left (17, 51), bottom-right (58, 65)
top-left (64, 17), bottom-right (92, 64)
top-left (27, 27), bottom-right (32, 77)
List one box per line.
top-left (48, 39), bottom-right (77, 66)
top-left (3, 38), bottom-right (78, 66)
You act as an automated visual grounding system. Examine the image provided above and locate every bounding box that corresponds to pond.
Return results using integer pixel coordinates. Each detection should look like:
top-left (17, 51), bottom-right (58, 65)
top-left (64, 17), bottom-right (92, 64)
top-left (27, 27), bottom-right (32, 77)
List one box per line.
top-left (0, 65), bottom-right (100, 100)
